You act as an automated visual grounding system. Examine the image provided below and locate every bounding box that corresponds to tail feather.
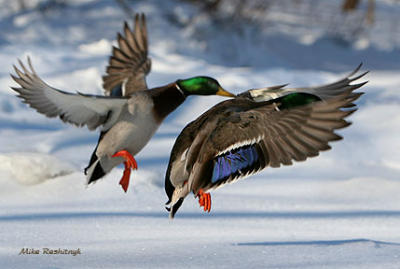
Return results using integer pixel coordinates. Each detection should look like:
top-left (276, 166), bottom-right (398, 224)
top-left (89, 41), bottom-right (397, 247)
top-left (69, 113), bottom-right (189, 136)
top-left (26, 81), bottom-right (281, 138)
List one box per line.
top-left (86, 159), bottom-right (106, 184)
top-left (85, 131), bottom-right (107, 184)
top-left (169, 198), bottom-right (184, 219)
top-left (85, 149), bottom-right (98, 175)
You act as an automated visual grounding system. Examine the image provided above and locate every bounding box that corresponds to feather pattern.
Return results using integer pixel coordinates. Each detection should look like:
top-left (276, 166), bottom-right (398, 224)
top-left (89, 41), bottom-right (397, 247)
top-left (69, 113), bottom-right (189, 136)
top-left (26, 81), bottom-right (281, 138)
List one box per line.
top-left (211, 143), bottom-right (261, 184)
top-left (239, 64), bottom-right (368, 103)
top-left (11, 58), bottom-right (127, 131)
top-left (191, 90), bottom-right (364, 192)
top-left (102, 13), bottom-right (151, 96)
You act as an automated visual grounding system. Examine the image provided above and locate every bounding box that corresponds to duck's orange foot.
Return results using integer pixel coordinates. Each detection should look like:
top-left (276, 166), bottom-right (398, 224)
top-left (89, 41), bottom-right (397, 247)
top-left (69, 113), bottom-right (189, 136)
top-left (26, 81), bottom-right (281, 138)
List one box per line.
top-left (197, 189), bottom-right (211, 213)
top-left (112, 150), bottom-right (138, 193)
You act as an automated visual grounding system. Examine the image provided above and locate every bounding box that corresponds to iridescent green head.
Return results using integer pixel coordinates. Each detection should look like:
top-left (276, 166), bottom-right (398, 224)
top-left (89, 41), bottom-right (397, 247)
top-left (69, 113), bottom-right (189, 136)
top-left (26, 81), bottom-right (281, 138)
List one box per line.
top-left (176, 76), bottom-right (235, 97)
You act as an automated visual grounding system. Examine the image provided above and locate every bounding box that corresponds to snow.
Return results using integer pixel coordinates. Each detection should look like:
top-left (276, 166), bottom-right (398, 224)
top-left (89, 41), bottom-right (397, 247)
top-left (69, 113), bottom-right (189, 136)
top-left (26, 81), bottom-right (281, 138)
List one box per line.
top-left (0, 152), bottom-right (74, 185)
top-left (0, 0), bottom-right (400, 268)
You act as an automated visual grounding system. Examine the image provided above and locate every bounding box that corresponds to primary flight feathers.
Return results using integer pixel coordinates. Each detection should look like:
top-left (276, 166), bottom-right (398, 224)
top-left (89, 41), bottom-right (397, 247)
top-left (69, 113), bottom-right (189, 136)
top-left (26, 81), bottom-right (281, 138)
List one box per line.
top-left (11, 58), bottom-right (127, 131)
top-left (103, 13), bottom-right (151, 95)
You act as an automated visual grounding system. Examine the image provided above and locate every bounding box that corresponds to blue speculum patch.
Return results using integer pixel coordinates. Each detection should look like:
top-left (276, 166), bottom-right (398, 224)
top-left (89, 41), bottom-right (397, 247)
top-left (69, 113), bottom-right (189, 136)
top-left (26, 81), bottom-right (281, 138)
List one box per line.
top-left (211, 145), bottom-right (259, 183)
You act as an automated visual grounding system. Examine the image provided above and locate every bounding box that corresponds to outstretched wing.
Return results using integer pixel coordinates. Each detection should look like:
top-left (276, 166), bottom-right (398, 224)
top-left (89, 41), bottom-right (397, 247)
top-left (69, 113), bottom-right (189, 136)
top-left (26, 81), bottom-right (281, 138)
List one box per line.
top-left (288, 63), bottom-right (368, 99)
top-left (103, 13), bottom-right (151, 96)
top-left (11, 58), bottom-right (127, 131)
top-left (189, 86), bottom-right (365, 192)
top-left (241, 64), bottom-right (368, 102)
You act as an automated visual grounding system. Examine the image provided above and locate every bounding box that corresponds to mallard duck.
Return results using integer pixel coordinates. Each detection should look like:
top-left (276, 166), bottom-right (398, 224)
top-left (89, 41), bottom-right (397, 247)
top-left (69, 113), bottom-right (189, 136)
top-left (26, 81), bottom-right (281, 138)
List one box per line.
top-left (165, 65), bottom-right (368, 218)
top-left (10, 14), bottom-right (234, 192)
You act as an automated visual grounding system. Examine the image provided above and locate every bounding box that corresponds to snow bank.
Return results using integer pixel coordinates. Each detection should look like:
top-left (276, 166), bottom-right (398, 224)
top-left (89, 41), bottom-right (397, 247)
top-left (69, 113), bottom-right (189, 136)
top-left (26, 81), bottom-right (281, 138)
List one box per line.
top-left (0, 152), bottom-right (74, 185)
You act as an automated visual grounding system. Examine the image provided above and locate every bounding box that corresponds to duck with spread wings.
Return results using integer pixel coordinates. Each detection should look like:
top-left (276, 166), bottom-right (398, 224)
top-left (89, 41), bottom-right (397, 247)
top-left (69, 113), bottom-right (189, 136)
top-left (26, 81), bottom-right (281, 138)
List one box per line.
top-left (10, 14), bottom-right (234, 192)
top-left (165, 65), bottom-right (368, 218)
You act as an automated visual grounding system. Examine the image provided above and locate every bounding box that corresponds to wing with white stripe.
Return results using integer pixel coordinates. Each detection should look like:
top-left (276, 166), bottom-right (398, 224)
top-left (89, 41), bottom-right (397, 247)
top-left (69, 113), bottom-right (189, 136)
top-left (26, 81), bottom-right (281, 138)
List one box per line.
top-left (190, 90), bottom-right (363, 192)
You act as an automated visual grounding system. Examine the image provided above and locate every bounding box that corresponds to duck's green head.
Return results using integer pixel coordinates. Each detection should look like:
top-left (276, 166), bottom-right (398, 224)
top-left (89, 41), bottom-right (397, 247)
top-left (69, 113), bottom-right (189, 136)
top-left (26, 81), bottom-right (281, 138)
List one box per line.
top-left (176, 76), bottom-right (235, 97)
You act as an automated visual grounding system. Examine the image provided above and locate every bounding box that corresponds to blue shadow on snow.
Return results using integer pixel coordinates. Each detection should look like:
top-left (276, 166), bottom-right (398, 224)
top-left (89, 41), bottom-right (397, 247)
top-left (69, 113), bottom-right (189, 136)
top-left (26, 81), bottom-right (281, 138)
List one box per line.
top-left (1, 210), bottom-right (400, 222)
top-left (236, 238), bottom-right (400, 247)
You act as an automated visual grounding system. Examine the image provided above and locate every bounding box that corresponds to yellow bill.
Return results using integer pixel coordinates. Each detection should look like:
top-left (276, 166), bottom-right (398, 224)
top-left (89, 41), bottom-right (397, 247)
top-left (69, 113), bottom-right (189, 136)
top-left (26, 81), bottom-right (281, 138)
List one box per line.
top-left (216, 87), bottom-right (235, 97)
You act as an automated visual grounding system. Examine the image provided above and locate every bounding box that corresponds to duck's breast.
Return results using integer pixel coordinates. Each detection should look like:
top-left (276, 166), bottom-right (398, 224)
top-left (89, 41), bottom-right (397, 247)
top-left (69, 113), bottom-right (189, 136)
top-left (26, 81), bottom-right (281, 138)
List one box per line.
top-left (96, 93), bottom-right (160, 157)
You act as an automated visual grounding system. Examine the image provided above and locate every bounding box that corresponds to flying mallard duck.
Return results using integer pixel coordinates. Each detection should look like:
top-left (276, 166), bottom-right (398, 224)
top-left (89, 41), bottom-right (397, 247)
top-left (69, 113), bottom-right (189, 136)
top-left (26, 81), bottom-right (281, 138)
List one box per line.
top-left (165, 65), bottom-right (368, 218)
top-left (10, 14), bottom-right (234, 192)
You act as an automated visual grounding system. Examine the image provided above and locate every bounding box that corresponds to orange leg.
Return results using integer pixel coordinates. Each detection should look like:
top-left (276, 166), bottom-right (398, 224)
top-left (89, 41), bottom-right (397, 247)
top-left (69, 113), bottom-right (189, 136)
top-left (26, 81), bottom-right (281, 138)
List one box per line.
top-left (112, 150), bottom-right (138, 192)
top-left (197, 189), bottom-right (211, 213)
